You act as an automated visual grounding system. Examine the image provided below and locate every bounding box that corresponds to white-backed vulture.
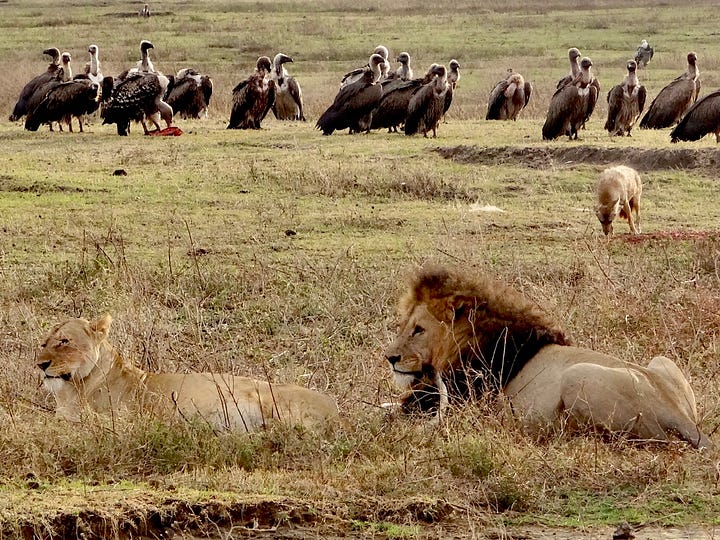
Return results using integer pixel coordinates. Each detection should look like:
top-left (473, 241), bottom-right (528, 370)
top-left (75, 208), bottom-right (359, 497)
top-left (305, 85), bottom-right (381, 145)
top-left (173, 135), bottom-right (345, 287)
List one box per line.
top-left (9, 47), bottom-right (61, 122)
top-left (387, 52), bottom-right (413, 81)
top-left (227, 56), bottom-right (275, 130)
top-left (134, 40), bottom-right (156, 74)
top-left (605, 60), bottom-right (646, 137)
top-left (100, 72), bottom-right (172, 135)
top-left (371, 65), bottom-right (445, 132)
top-left (341, 53), bottom-right (385, 87)
top-left (82, 45), bottom-right (103, 85)
top-left (640, 52), bottom-right (700, 130)
top-left (270, 53), bottom-right (305, 121)
top-left (374, 45), bottom-right (391, 78)
top-left (557, 48), bottom-right (581, 89)
top-left (139, 3), bottom-right (150, 17)
top-left (448, 59), bottom-right (461, 90)
top-left (542, 57), bottom-right (598, 140)
top-left (25, 80), bottom-right (100, 132)
top-left (486, 71), bottom-right (532, 121)
top-left (405, 64), bottom-right (449, 138)
top-left (670, 89), bottom-right (720, 143)
top-left (165, 68), bottom-right (213, 119)
top-left (635, 40), bottom-right (654, 68)
top-left (18, 52), bottom-right (73, 131)
top-left (317, 69), bottom-right (383, 135)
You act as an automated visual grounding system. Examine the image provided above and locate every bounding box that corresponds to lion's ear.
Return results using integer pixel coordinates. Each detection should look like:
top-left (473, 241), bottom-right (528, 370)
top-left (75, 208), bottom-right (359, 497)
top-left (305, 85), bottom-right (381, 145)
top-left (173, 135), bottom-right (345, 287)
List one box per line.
top-left (90, 314), bottom-right (113, 340)
top-left (444, 295), bottom-right (468, 322)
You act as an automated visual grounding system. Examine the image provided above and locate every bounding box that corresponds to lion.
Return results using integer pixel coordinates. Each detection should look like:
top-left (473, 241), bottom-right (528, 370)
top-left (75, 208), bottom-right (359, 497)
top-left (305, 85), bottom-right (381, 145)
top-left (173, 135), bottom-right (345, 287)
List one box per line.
top-left (595, 165), bottom-right (642, 236)
top-left (36, 314), bottom-right (339, 431)
top-left (384, 265), bottom-right (711, 449)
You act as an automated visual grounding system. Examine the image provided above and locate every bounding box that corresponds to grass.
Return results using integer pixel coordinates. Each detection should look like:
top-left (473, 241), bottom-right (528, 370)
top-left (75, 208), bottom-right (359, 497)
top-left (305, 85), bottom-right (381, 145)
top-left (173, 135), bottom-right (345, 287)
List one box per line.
top-left (1, 0), bottom-right (720, 537)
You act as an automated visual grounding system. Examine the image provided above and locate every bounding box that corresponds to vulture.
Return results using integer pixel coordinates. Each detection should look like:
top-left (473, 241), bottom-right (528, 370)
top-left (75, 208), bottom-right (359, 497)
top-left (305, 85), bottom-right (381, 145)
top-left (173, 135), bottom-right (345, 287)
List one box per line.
top-left (670, 89), bottom-right (720, 143)
top-left (374, 45), bottom-right (391, 79)
top-left (542, 57), bottom-right (598, 140)
top-left (80, 44), bottom-right (103, 85)
top-left (635, 40), bottom-right (654, 68)
top-left (639, 52), bottom-right (700, 130)
top-left (371, 64), bottom-right (445, 132)
top-left (25, 80), bottom-right (100, 132)
top-left (605, 60), bottom-right (646, 136)
top-left (165, 68), bottom-right (213, 119)
top-left (557, 48), bottom-right (581, 89)
top-left (390, 52), bottom-right (413, 81)
top-left (316, 68), bottom-right (383, 135)
top-left (134, 40), bottom-right (156, 74)
top-left (139, 3), bottom-right (150, 17)
top-left (405, 64), bottom-right (449, 137)
top-left (341, 53), bottom-right (386, 87)
top-left (9, 47), bottom-right (62, 122)
top-left (17, 52), bottom-right (74, 131)
top-left (448, 59), bottom-right (461, 90)
top-left (270, 53), bottom-right (305, 121)
top-left (486, 71), bottom-right (532, 121)
top-left (100, 72), bottom-right (173, 135)
top-left (227, 56), bottom-right (275, 130)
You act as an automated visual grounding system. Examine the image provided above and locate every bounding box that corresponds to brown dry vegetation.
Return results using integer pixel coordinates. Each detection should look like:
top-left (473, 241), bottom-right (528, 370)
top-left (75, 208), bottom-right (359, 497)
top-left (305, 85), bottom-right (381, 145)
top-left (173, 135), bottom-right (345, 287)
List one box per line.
top-left (1, 0), bottom-right (720, 538)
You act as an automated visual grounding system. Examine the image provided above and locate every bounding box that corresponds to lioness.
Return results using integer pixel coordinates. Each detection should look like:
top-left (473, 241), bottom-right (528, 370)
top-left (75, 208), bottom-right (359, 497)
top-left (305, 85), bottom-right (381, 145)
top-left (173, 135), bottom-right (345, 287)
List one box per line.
top-left (385, 265), bottom-right (711, 449)
top-left (37, 315), bottom-right (339, 431)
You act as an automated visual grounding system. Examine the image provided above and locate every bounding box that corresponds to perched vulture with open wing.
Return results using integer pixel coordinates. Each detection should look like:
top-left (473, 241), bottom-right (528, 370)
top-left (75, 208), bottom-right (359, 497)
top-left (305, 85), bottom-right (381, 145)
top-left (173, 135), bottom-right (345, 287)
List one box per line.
top-left (9, 47), bottom-right (62, 122)
top-left (271, 53), bottom-right (304, 121)
top-left (25, 80), bottom-right (100, 132)
top-left (405, 64), bottom-right (450, 138)
top-left (542, 57), bottom-right (598, 140)
top-left (227, 56), bottom-right (275, 129)
top-left (605, 60), bottom-right (646, 136)
top-left (486, 71), bottom-right (532, 120)
top-left (165, 68), bottom-right (213, 119)
top-left (670, 89), bottom-right (720, 143)
top-left (101, 72), bottom-right (172, 135)
top-left (640, 52), bottom-right (700, 130)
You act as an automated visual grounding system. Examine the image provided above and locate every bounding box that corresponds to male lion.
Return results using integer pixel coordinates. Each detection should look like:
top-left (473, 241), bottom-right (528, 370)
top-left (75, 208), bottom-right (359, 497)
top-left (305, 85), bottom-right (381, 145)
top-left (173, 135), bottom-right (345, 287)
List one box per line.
top-left (385, 265), bottom-right (711, 449)
top-left (37, 315), bottom-right (339, 431)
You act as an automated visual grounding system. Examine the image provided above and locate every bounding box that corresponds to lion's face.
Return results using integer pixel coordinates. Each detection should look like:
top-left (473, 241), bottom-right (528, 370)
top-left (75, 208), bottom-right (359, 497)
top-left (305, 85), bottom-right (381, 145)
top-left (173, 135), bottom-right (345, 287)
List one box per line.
top-left (385, 303), bottom-right (445, 390)
top-left (36, 316), bottom-right (110, 388)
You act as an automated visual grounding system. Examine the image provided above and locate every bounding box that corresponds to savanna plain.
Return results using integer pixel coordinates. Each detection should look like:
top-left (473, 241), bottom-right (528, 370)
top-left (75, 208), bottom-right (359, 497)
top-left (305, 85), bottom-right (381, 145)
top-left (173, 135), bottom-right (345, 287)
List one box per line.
top-left (1, 0), bottom-right (720, 538)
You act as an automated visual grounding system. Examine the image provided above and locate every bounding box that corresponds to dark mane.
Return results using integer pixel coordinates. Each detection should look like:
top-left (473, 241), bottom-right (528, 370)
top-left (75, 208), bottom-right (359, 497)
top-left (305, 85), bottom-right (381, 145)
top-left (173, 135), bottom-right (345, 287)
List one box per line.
top-left (401, 264), bottom-right (571, 412)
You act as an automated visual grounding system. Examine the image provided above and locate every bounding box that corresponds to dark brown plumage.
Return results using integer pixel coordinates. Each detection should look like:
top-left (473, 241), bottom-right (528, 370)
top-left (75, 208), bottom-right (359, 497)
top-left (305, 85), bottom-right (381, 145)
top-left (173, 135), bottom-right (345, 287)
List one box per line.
top-left (25, 79), bottom-right (100, 132)
top-left (670, 89), bottom-right (720, 143)
top-left (316, 69), bottom-right (382, 135)
top-left (640, 52), bottom-right (700, 130)
top-left (405, 64), bottom-right (449, 138)
top-left (101, 72), bottom-right (172, 136)
top-left (605, 60), bottom-right (647, 136)
top-left (9, 47), bottom-right (62, 122)
top-left (340, 53), bottom-right (385, 87)
top-left (486, 71), bottom-right (532, 121)
top-left (370, 65), bottom-right (444, 132)
top-left (165, 68), bottom-right (213, 119)
top-left (227, 56), bottom-right (275, 130)
top-left (542, 57), bottom-right (598, 140)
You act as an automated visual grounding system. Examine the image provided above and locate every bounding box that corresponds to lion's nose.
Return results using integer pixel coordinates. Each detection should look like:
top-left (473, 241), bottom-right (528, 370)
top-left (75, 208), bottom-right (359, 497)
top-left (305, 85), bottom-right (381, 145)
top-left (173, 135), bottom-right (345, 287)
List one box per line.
top-left (37, 361), bottom-right (51, 371)
top-left (386, 354), bottom-right (401, 366)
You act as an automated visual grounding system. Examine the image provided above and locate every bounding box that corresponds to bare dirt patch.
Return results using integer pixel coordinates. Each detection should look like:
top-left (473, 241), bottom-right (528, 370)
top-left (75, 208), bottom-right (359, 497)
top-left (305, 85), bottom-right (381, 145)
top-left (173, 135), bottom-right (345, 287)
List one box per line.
top-left (436, 145), bottom-right (720, 173)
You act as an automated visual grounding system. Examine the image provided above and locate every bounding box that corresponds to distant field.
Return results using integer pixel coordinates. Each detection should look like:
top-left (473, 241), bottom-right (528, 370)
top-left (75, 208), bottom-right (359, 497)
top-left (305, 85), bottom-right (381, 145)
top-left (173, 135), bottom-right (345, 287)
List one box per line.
top-left (1, 1), bottom-right (720, 538)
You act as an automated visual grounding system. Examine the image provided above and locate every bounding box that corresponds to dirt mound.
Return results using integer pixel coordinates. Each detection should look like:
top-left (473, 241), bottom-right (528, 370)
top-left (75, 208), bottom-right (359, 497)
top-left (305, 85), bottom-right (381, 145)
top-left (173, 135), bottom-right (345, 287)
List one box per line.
top-left (436, 145), bottom-right (720, 172)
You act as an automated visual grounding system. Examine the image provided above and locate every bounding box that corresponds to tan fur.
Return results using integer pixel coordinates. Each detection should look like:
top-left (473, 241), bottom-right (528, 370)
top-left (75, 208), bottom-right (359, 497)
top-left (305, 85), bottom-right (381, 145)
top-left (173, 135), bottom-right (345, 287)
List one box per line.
top-left (595, 165), bottom-right (642, 235)
top-left (37, 315), bottom-right (339, 431)
top-left (385, 265), bottom-right (711, 449)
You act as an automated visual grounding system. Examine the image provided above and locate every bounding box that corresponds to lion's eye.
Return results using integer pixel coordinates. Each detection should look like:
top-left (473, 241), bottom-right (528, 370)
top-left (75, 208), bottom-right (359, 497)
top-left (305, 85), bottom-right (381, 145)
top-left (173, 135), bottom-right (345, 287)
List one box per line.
top-left (411, 325), bottom-right (424, 336)
top-left (58, 338), bottom-right (69, 346)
